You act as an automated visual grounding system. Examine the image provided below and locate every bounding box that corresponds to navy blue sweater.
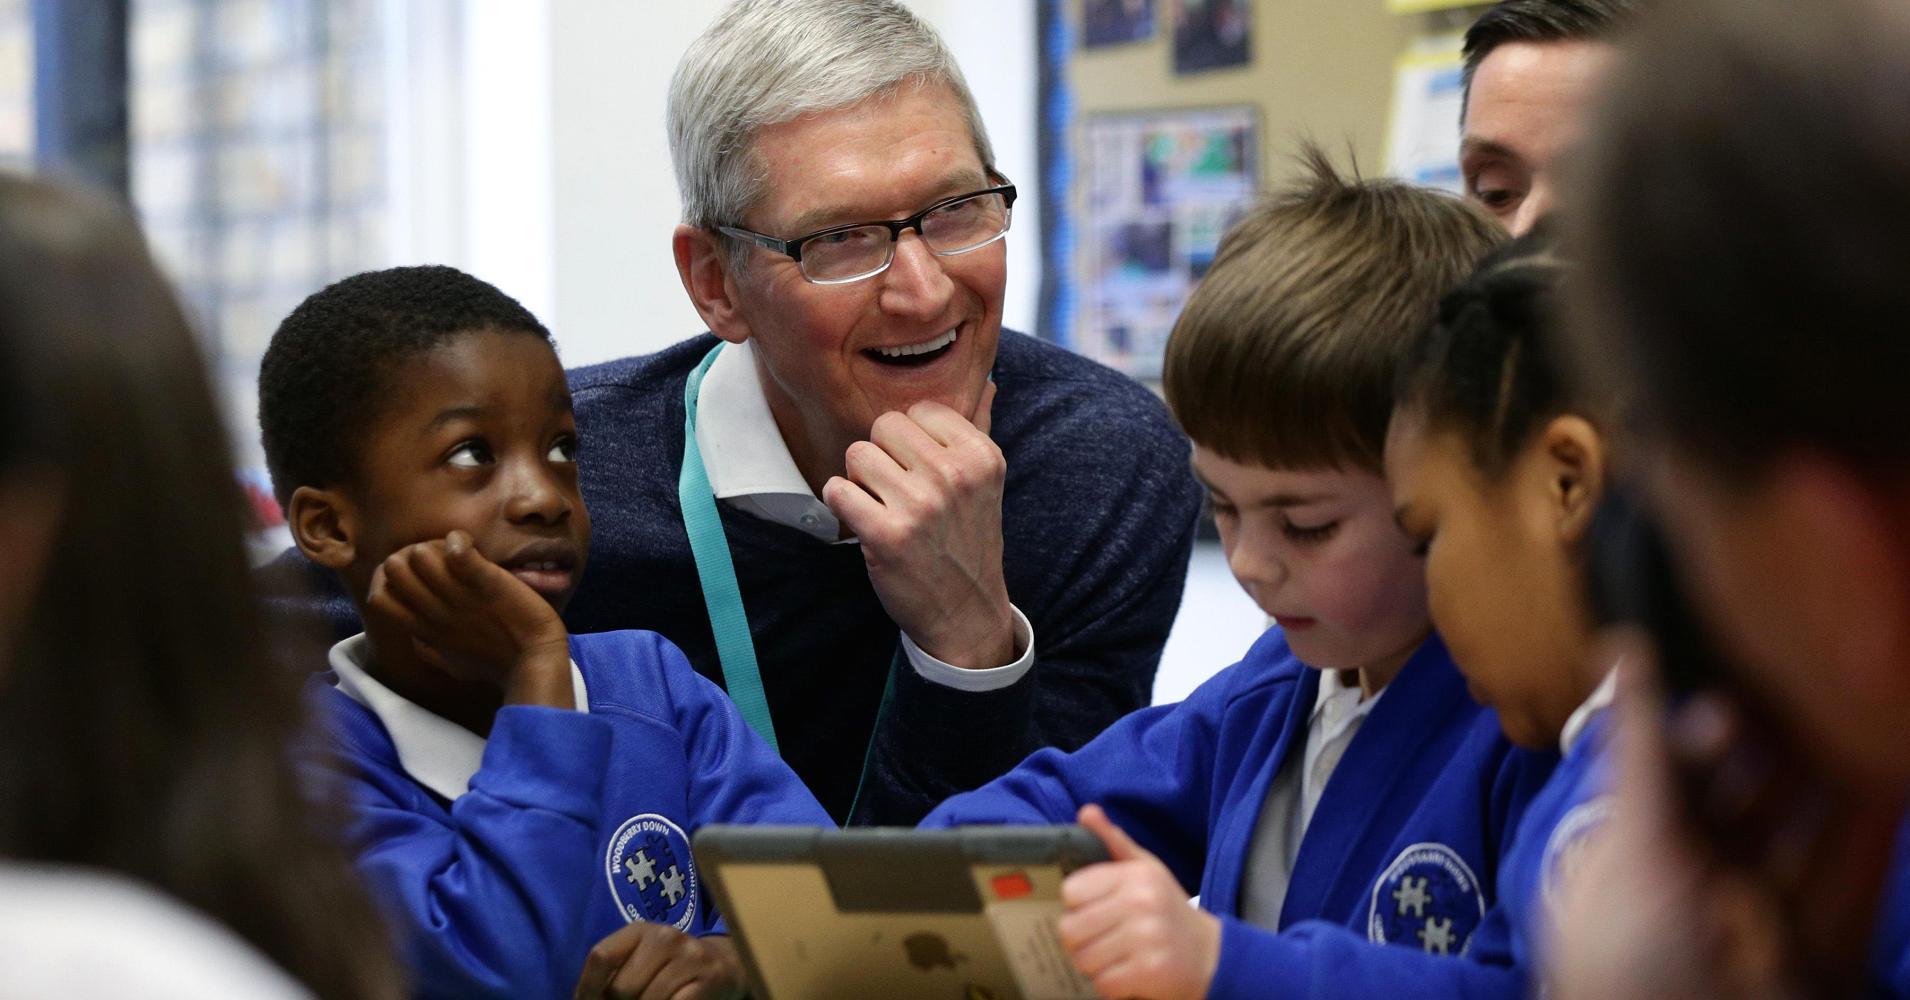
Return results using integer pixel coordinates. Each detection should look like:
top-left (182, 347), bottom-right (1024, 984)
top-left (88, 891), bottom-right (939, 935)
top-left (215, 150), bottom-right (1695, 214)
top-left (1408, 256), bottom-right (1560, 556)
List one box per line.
top-left (261, 331), bottom-right (1201, 824)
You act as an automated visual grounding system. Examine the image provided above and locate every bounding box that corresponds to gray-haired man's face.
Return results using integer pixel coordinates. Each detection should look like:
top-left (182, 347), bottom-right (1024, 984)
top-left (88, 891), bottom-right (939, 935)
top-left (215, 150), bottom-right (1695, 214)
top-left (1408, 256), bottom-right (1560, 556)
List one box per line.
top-left (716, 83), bottom-right (1007, 474)
top-left (1461, 38), bottom-right (1614, 235)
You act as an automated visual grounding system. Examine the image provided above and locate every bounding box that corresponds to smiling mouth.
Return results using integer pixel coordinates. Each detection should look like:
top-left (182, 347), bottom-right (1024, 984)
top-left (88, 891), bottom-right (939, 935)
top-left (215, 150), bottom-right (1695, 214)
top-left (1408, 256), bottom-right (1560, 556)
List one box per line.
top-left (865, 328), bottom-right (958, 367)
top-left (498, 547), bottom-right (579, 598)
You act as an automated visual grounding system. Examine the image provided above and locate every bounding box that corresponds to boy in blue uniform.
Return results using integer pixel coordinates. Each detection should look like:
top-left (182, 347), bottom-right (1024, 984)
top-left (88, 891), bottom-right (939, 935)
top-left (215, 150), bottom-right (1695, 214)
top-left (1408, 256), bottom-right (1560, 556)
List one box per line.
top-left (923, 151), bottom-right (1555, 999)
top-left (258, 266), bottom-right (831, 999)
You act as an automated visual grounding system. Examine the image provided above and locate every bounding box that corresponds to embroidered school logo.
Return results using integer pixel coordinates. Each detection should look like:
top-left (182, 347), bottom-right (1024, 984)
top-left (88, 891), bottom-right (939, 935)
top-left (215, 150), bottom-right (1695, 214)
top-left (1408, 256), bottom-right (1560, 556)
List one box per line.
top-left (605, 814), bottom-right (698, 931)
top-left (1367, 842), bottom-right (1487, 956)
top-left (1540, 796), bottom-right (1615, 915)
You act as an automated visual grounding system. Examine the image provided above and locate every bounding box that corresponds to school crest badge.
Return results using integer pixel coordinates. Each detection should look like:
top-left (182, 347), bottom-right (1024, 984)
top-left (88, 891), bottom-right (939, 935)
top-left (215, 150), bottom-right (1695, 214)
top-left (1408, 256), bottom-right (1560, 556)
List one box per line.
top-left (605, 813), bottom-right (698, 931)
top-left (1540, 796), bottom-right (1614, 914)
top-left (1367, 842), bottom-right (1486, 956)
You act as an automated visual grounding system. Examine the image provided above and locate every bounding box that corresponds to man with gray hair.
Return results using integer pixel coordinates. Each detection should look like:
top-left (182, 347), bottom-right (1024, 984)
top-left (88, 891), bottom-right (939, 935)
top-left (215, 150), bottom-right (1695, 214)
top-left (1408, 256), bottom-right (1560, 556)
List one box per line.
top-left (1459, 0), bottom-right (1641, 234)
top-left (559, 0), bottom-right (1201, 825)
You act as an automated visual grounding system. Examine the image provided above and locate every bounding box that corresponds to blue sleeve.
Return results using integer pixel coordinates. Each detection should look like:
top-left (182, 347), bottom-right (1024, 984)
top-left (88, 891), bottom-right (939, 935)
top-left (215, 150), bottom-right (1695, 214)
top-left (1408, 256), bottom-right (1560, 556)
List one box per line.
top-left (1206, 907), bottom-right (1523, 1000)
top-left (343, 707), bottom-right (614, 1000)
top-left (918, 668), bottom-right (1239, 891)
top-left (661, 635), bottom-right (836, 832)
top-left (654, 634), bottom-right (834, 936)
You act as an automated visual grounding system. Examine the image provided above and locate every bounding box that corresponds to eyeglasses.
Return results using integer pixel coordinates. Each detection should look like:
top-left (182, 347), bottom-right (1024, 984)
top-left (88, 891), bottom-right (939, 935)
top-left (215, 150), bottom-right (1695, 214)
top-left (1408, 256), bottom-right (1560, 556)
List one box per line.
top-left (719, 178), bottom-right (1017, 285)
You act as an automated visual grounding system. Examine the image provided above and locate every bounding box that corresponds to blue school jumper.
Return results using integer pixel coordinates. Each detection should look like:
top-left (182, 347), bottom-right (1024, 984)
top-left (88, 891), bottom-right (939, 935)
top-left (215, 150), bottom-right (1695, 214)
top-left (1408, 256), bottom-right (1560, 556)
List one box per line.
top-left (1490, 708), bottom-right (1613, 987)
top-left (1498, 706), bottom-right (1910, 999)
top-left (922, 628), bottom-right (1558, 998)
top-left (304, 629), bottom-right (833, 999)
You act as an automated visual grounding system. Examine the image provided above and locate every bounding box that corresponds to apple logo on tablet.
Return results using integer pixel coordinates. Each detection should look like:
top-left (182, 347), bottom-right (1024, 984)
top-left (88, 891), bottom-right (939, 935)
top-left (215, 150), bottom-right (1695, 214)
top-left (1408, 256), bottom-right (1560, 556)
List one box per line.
top-left (904, 932), bottom-right (965, 972)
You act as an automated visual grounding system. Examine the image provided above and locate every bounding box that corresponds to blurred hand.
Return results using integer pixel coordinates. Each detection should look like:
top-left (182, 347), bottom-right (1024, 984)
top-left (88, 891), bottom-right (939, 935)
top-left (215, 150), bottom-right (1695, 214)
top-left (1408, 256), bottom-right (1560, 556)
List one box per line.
top-left (363, 529), bottom-right (573, 708)
top-left (1058, 804), bottom-right (1220, 999)
top-left (1549, 636), bottom-right (1901, 1000)
top-left (573, 924), bottom-right (744, 1000)
top-left (824, 382), bottom-right (1018, 669)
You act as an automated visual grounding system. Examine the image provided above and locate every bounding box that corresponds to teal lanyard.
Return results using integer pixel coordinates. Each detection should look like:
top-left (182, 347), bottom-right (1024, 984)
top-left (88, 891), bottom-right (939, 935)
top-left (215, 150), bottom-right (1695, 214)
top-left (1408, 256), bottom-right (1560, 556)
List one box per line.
top-left (679, 343), bottom-right (781, 752)
top-left (678, 343), bottom-right (898, 808)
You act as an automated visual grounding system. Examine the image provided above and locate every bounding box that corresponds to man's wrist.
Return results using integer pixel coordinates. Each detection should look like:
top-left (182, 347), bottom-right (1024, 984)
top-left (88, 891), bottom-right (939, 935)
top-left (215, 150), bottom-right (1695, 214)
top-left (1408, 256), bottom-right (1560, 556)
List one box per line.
top-left (901, 605), bottom-right (1036, 692)
top-left (919, 602), bottom-right (1017, 670)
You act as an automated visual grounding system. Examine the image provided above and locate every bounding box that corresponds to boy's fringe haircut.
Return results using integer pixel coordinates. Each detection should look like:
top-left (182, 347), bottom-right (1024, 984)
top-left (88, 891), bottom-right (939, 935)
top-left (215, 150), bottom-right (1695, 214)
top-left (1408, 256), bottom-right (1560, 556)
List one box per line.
top-left (1164, 144), bottom-right (1506, 472)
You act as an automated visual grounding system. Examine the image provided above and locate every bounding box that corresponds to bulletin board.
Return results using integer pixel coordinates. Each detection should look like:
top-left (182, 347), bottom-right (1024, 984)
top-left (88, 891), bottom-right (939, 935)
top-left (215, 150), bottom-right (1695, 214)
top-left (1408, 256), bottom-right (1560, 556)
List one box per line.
top-left (1075, 106), bottom-right (1259, 378)
top-left (1385, 34), bottom-right (1469, 194)
top-left (1046, 1), bottom-right (1488, 366)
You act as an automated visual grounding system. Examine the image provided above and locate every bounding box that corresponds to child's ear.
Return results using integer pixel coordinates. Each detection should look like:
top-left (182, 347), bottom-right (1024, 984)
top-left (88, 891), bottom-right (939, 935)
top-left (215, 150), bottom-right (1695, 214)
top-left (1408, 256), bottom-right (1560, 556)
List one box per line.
top-left (1541, 415), bottom-right (1606, 545)
top-left (286, 485), bottom-right (359, 571)
top-left (673, 224), bottom-right (753, 345)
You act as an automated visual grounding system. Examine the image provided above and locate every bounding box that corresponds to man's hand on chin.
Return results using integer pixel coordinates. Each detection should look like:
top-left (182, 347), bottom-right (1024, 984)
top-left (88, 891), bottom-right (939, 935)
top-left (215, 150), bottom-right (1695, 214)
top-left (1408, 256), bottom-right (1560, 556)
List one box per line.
top-left (822, 381), bottom-right (1020, 669)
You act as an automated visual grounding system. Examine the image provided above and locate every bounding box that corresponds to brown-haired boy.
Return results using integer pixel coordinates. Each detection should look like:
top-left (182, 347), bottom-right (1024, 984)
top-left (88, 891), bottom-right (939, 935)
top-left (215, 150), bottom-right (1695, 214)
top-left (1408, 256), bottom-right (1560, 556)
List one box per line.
top-left (924, 150), bottom-right (1556, 999)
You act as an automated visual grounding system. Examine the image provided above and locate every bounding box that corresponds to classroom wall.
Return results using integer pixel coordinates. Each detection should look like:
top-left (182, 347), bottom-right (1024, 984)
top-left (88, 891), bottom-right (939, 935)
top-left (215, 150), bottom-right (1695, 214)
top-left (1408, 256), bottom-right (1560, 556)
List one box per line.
top-left (540, 0), bottom-right (1041, 369)
top-left (1071, 2), bottom-right (1418, 187)
top-left (435, 1), bottom-right (1474, 371)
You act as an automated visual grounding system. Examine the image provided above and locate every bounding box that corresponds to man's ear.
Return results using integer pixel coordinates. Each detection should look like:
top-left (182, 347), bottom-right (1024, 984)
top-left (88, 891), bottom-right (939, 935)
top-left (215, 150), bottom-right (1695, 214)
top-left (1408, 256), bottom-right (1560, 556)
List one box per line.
top-left (674, 224), bottom-right (754, 345)
top-left (1538, 414), bottom-right (1607, 546)
top-left (287, 485), bottom-right (358, 571)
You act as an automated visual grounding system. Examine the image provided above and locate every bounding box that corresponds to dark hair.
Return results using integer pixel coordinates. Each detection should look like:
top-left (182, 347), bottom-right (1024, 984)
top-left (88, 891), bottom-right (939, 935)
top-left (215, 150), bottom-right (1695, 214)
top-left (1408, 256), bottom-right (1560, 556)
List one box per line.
top-left (259, 264), bottom-right (552, 507)
top-left (1571, 0), bottom-right (1910, 482)
top-left (0, 174), bottom-right (400, 998)
top-left (1462, 0), bottom-right (1642, 119)
top-left (1396, 227), bottom-right (1576, 478)
top-left (1164, 145), bottom-right (1505, 472)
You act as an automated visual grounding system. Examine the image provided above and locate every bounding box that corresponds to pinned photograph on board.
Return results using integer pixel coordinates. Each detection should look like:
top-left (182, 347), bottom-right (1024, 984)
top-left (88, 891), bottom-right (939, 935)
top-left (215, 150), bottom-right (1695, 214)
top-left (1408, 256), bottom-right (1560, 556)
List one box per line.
top-left (1079, 106), bottom-right (1259, 379)
top-left (1083, 0), bottom-right (1155, 48)
top-left (1172, 0), bottom-right (1251, 74)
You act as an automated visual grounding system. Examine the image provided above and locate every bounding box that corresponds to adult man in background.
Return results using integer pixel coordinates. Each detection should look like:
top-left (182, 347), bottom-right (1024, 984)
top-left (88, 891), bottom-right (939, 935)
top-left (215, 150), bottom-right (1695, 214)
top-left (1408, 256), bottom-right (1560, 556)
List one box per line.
top-left (257, 0), bottom-right (1197, 825)
top-left (558, 0), bottom-right (1200, 824)
top-left (1459, 0), bottom-right (1639, 234)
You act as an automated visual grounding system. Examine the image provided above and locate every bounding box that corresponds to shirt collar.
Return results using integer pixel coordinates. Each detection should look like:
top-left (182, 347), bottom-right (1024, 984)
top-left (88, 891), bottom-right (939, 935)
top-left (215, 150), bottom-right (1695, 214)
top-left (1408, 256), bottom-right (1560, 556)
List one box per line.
top-left (1560, 668), bottom-right (1618, 756)
top-left (693, 339), bottom-right (844, 543)
top-left (326, 633), bottom-right (589, 800)
top-left (1310, 667), bottom-right (1382, 734)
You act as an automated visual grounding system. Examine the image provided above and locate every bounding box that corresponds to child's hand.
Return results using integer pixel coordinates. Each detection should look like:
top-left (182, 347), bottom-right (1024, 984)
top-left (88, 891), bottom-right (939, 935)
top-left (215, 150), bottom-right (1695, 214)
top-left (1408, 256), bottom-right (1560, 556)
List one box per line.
top-left (365, 529), bottom-right (573, 708)
top-left (1059, 804), bottom-right (1221, 1000)
top-left (572, 924), bottom-right (745, 1000)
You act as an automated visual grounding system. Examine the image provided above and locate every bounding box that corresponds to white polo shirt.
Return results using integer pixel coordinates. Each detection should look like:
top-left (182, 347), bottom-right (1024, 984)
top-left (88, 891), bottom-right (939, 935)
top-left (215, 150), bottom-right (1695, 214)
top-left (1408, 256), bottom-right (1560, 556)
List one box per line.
top-left (1239, 668), bottom-right (1386, 926)
top-left (326, 633), bottom-right (590, 800)
top-left (1560, 669), bottom-right (1617, 756)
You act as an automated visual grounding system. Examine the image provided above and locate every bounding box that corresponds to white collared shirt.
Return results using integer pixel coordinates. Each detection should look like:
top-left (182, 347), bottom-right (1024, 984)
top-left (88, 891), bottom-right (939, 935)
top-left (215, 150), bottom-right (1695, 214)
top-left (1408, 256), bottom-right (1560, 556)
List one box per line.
top-left (1560, 669), bottom-right (1618, 756)
top-left (326, 633), bottom-right (589, 800)
top-left (692, 339), bottom-right (1035, 691)
top-left (1300, 668), bottom-right (1384, 832)
top-left (1239, 667), bottom-right (1386, 926)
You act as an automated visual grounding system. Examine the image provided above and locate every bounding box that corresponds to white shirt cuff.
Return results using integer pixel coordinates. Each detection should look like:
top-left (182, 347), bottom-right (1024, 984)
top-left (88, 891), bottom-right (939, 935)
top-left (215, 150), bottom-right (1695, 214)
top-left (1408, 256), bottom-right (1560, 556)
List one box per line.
top-left (899, 604), bottom-right (1037, 692)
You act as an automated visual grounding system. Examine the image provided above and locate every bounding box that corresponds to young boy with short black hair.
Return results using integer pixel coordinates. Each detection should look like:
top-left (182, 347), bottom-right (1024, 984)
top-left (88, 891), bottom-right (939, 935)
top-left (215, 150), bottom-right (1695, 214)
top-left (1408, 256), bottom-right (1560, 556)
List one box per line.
top-left (260, 265), bottom-right (829, 999)
top-left (923, 151), bottom-right (1555, 999)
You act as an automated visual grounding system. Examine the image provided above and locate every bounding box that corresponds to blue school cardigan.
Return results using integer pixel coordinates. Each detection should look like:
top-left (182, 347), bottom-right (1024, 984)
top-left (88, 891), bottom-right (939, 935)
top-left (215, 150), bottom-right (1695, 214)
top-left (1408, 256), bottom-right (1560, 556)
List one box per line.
top-left (923, 628), bottom-right (1558, 998)
top-left (304, 629), bottom-right (832, 999)
top-left (1500, 707), bottom-right (1910, 999)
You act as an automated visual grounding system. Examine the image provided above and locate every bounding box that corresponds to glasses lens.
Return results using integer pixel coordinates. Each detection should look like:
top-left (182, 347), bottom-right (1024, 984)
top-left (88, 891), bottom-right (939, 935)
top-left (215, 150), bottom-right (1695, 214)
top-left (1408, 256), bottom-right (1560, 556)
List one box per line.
top-left (801, 225), bottom-right (892, 282)
top-left (921, 192), bottom-right (1011, 255)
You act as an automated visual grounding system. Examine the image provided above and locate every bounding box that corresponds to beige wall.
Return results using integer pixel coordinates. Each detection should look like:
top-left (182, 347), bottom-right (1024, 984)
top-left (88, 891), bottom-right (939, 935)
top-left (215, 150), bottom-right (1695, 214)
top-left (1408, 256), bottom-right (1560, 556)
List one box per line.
top-left (1070, 1), bottom-right (1486, 187)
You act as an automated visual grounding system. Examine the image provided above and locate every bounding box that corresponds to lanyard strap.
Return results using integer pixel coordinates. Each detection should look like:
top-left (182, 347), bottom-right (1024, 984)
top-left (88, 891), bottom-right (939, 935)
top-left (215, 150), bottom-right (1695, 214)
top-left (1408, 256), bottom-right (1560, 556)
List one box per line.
top-left (679, 340), bottom-right (901, 819)
top-left (679, 342), bottom-right (780, 752)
